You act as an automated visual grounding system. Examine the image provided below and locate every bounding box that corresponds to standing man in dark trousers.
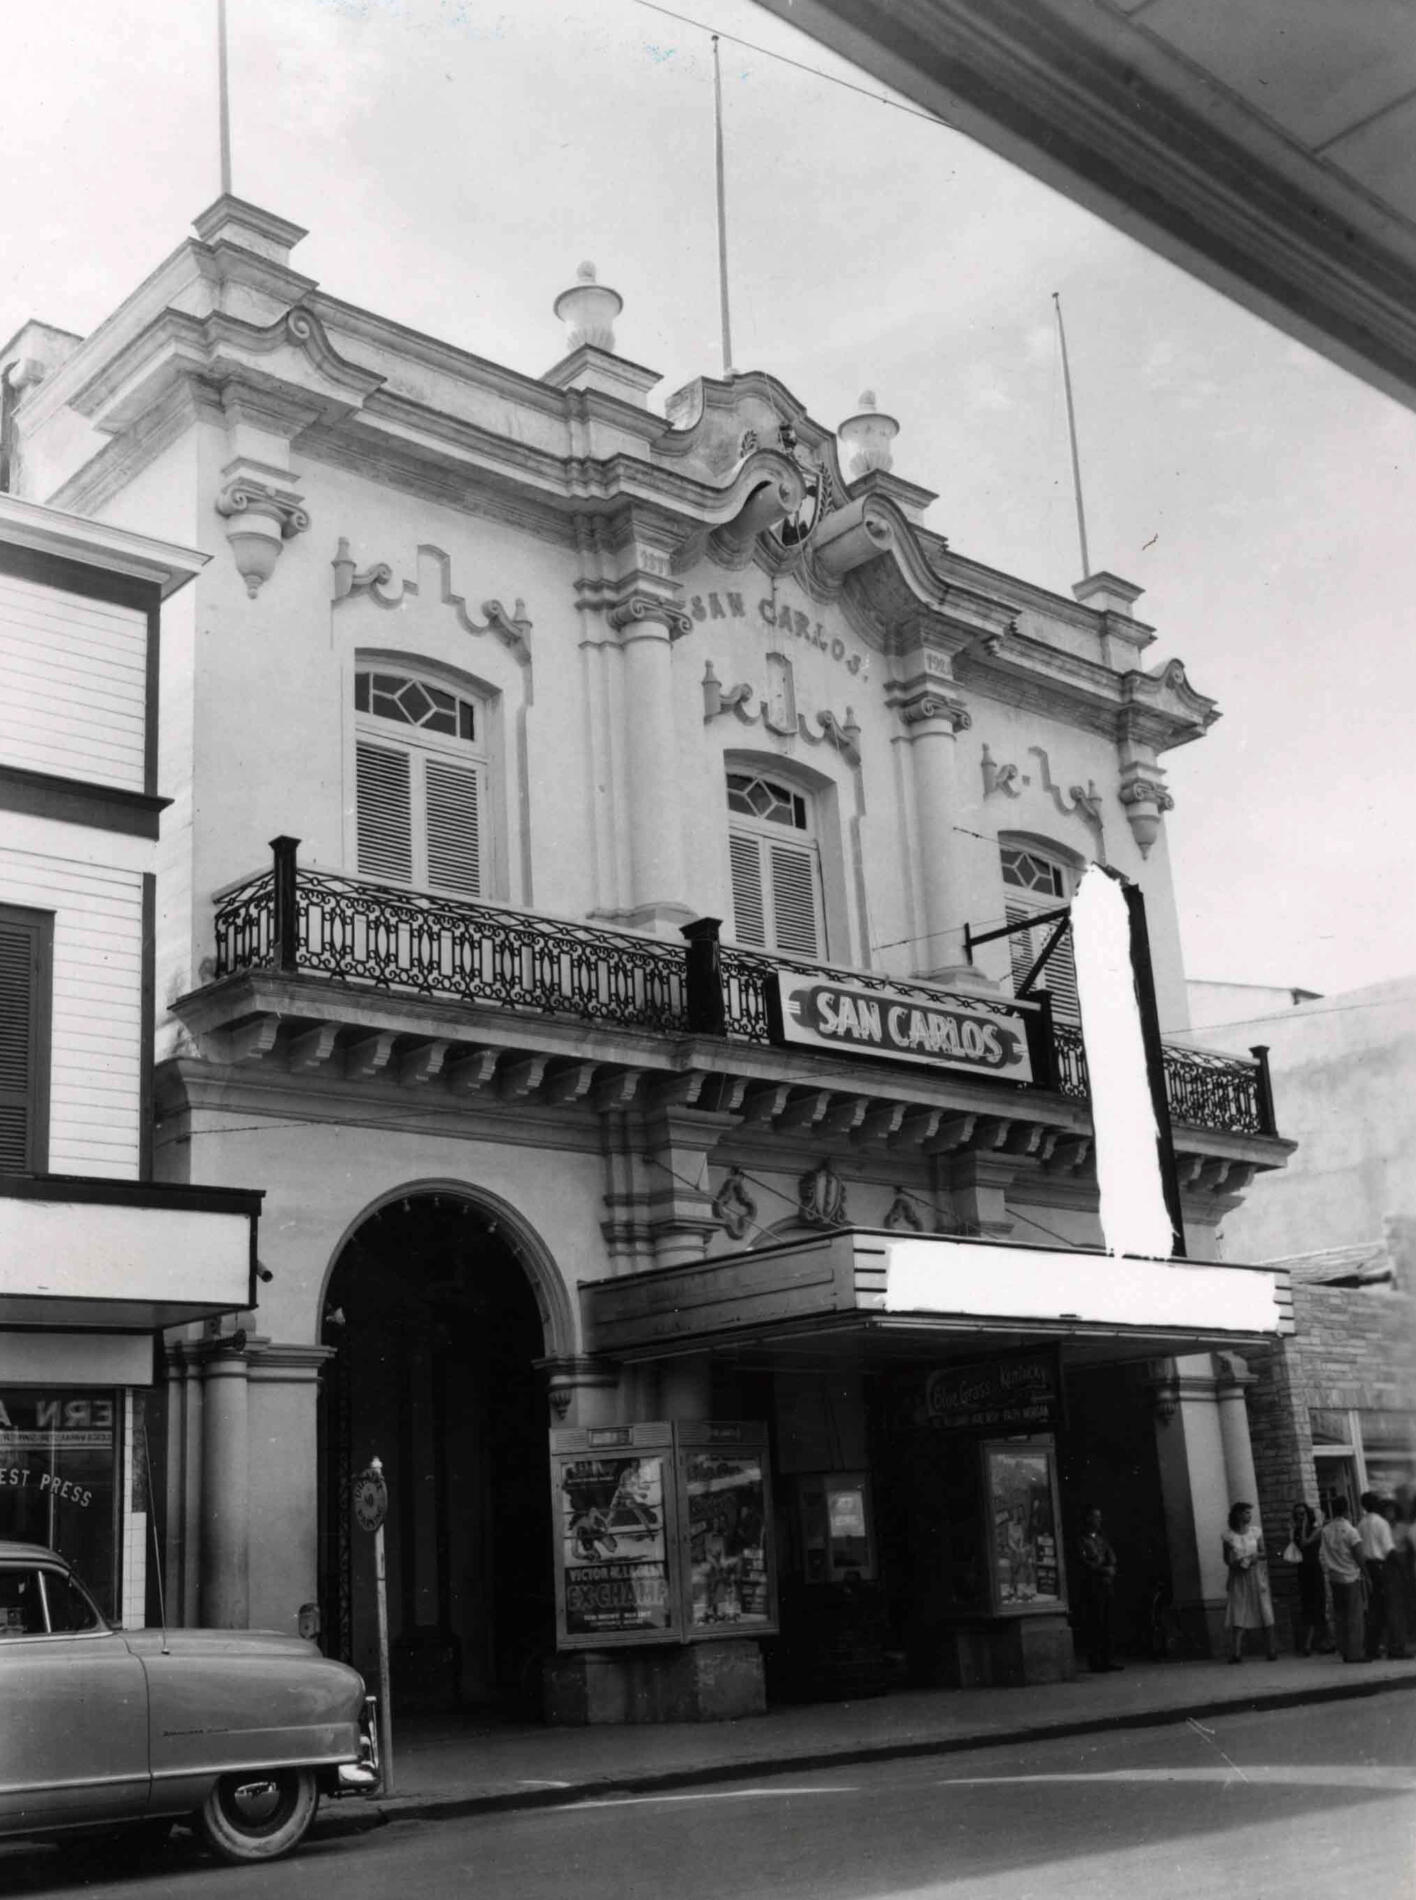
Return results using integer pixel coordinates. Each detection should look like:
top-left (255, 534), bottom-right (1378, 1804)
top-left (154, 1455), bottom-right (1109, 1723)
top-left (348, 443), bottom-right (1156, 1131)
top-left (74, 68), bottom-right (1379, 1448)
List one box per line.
top-left (1078, 1504), bottom-right (1122, 1672)
top-left (1358, 1491), bottom-right (1393, 1659)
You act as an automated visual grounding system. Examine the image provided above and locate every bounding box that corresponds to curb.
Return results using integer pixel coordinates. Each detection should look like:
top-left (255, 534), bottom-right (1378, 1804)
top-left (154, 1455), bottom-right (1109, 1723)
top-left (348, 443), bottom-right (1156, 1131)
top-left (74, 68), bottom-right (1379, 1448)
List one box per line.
top-left (319, 1669), bottom-right (1416, 1836)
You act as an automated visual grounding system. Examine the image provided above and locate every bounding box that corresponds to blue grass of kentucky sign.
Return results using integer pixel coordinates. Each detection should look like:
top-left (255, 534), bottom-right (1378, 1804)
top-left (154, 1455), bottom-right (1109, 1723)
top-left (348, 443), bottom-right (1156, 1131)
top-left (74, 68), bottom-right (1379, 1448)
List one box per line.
top-left (770, 974), bottom-right (1033, 1082)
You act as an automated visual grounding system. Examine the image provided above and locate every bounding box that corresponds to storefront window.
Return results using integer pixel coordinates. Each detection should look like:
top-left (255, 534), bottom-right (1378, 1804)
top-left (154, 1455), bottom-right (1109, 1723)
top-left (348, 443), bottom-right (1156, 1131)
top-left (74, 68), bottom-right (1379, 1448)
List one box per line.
top-left (0, 1389), bottom-right (119, 1617)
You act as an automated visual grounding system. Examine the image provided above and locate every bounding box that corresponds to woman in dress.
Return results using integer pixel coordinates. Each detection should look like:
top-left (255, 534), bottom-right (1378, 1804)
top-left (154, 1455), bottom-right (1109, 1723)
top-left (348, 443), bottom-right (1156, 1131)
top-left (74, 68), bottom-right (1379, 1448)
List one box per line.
top-left (1289, 1501), bottom-right (1328, 1655)
top-left (1222, 1501), bottom-right (1277, 1662)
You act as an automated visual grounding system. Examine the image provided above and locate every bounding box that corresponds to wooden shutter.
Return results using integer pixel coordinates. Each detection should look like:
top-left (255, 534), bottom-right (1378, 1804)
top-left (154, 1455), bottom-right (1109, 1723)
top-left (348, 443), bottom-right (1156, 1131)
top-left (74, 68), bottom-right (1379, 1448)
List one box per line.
top-left (425, 758), bottom-right (481, 897)
top-left (769, 842), bottom-right (822, 959)
top-left (0, 913), bottom-right (49, 1174)
top-left (356, 741), bottom-right (413, 882)
top-left (1007, 900), bottom-right (1079, 1023)
top-left (729, 832), bottom-right (767, 946)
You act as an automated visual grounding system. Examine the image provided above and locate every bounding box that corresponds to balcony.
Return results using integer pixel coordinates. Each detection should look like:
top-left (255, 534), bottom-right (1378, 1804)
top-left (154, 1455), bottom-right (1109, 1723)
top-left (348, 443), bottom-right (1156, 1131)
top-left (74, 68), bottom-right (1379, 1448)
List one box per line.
top-left (192, 843), bottom-right (1282, 1163)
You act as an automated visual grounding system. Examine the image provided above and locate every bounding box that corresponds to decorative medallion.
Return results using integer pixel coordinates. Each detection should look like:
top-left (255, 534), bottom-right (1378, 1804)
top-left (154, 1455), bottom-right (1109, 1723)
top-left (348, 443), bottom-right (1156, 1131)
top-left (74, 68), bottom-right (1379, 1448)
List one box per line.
top-left (798, 1158), bottom-right (848, 1229)
top-left (769, 422), bottom-right (834, 553)
top-left (712, 1167), bottom-right (758, 1242)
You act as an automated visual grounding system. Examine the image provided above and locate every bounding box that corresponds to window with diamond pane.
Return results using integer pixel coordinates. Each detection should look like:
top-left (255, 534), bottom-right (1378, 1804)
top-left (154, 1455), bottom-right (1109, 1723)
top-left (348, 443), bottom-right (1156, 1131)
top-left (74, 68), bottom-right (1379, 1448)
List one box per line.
top-left (1000, 844), bottom-right (1078, 1022)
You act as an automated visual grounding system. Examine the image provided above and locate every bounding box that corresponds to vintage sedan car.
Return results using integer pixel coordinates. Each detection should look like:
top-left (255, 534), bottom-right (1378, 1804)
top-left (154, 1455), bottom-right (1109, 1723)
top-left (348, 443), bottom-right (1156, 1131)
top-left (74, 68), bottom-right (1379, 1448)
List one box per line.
top-left (0, 1541), bottom-right (378, 1863)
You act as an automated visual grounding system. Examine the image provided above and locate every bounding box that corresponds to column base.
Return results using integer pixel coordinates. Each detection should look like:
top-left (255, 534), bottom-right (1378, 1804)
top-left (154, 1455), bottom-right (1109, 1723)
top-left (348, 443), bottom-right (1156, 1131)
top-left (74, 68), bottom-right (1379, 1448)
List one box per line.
top-left (543, 1640), bottom-right (767, 1724)
top-left (1171, 1597), bottom-right (1228, 1659)
top-left (924, 1615), bottom-right (1076, 1688)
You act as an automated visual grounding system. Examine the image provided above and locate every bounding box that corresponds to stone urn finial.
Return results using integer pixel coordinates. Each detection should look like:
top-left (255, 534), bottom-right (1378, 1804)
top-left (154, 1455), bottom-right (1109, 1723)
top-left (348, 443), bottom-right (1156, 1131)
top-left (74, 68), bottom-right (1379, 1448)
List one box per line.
top-left (839, 389), bottom-right (900, 478)
top-left (554, 259), bottom-right (624, 353)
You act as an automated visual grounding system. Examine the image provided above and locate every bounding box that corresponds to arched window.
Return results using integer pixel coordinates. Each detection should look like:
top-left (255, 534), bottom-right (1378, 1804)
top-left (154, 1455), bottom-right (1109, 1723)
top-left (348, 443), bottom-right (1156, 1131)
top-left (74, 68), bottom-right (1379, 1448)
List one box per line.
top-left (726, 770), bottom-right (825, 958)
top-left (1000, 840), bottom-right (1079, 1021)
top-left (354, 669), bottom-right (485, 897)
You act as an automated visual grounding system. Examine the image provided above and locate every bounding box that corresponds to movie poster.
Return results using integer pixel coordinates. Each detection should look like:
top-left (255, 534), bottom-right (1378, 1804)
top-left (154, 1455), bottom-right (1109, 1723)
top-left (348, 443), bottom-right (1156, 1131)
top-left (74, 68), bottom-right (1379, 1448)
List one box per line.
top-left (684, 1451), bottom-right (771, 1628)
top-left (984, 1442), bottom-right (1063, 1610)
top-left (558, 1453), bottom-right (672, 1637)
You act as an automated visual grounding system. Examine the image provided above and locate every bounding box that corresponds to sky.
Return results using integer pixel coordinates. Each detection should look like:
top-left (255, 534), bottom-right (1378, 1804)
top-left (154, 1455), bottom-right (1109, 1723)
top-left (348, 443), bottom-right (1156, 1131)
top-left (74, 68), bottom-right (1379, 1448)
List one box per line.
top-left (4, 0), bottom-right (1414, 1012)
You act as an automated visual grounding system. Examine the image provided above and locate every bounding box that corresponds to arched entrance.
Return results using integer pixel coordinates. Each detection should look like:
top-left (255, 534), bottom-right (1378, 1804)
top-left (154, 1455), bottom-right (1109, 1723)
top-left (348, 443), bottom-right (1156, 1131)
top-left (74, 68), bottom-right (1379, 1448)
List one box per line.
top-left (318, 1191), bottom-right (553, 1714)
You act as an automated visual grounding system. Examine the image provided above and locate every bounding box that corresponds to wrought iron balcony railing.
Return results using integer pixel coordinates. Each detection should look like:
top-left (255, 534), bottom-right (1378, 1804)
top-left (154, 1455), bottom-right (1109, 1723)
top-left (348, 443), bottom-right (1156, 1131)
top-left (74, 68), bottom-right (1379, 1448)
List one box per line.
top-left (211, 840), bottom-right (1278, 1139)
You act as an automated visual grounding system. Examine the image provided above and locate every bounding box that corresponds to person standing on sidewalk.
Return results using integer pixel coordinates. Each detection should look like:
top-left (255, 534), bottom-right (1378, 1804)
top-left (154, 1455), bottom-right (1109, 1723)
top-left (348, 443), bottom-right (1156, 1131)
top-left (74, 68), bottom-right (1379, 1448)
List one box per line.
top-left (1077, 1505), bottom-right (1122, 1673)
top-left (1288, 1502), bottom-right (1329, 1655)
top-left (1221, 1502), bottom-right (1277, 1663)
top-left (1379, 1498), bottom-right (1412, 1660)
top-left (1358, 1491), bottom-right (1394, 1659)
top-left (1319, 1497), bottom-right (1367, 1662)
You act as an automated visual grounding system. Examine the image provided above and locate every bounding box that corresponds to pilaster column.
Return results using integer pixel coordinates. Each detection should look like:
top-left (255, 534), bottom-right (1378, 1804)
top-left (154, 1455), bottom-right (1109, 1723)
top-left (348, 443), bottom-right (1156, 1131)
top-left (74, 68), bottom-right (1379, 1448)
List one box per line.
top-left (1148, 1353), bottom-right (1230, 1654)
top-left (895, 683), bottom-right (978, 985)
top-left (199, 1345), bottom-right (251, 1628)
top-left (609, 593), bottom-right (694, 933)
top-left (1214, 1351), bottom-right (1260, 1508)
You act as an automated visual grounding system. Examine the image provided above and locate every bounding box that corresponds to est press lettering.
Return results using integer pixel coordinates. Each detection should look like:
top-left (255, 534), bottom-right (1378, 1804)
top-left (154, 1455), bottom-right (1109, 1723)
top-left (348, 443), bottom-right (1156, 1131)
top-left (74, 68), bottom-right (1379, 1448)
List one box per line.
top-left (0, 1468), bottom-right (94, 1507)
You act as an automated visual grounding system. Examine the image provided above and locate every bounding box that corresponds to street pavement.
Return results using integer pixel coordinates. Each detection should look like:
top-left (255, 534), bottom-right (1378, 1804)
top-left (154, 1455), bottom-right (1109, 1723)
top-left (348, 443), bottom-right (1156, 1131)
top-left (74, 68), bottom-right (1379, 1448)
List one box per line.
top-left (5, 1697), bottom-right (1414, 1899)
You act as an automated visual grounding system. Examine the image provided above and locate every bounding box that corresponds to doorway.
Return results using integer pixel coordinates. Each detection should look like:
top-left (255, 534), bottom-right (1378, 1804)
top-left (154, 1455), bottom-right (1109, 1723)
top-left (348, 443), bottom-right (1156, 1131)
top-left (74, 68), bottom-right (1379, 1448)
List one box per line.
top-left (318, 1193), bottom-right (553, 1714)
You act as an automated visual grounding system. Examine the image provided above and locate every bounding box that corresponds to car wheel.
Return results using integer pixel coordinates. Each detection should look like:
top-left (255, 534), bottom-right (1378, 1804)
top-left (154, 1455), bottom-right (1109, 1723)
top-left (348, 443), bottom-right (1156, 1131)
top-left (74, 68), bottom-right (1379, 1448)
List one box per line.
top-left (196, 1766), bottom-right (319, 1864)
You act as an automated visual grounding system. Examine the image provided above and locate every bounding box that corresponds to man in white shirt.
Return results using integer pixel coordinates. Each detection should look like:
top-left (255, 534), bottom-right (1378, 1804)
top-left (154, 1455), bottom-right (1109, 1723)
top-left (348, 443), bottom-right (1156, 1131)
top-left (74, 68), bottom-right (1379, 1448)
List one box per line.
top-left (1358, 1491), bottom-right (1394, 1659)
top-left (1319, 1497), bottom-right (1367, 1662)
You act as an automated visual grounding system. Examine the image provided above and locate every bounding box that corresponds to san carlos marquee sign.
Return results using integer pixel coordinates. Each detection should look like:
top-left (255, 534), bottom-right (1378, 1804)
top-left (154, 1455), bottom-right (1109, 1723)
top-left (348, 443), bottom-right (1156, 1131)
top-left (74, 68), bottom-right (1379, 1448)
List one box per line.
top-left (769, 974), bottom-right (1034, 1082)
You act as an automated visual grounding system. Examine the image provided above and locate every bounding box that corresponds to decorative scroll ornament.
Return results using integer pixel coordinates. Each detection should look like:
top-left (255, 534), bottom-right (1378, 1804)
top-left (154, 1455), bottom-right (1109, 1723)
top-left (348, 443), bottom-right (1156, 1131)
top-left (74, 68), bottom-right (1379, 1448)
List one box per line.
top-left (899, 692), bottom-right (971, 733)
top-left (711, 1167), bottom-right (758, 1242)
top-left (328, 541), bottom-right (533, 662)
top-left (883, 1187), bottom-right (924, 1232)
top-left (608, 592), bottom-right (694, 639)
top-left (798, 1158), bottom-right (848, 1229)
top-left (980, 743), bottom-right (1103, 833)
top-left (215, 480), bottom-right (310, 598)
top-left (702, 659), bottom-right (862, 766)
top-left (331, 537), bottom-right (396, 604)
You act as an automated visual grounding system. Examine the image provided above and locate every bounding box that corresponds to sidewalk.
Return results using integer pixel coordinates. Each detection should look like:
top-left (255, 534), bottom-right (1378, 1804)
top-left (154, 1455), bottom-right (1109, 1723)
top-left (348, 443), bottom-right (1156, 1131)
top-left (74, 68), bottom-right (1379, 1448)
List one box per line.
top-left (328, 1653), bottom-right (1416, 1832)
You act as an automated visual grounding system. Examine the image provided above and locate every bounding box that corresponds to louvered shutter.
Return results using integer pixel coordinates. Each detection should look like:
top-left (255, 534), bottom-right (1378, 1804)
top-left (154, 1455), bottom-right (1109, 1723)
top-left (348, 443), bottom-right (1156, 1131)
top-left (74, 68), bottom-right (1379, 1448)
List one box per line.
top-left (729, 832), bottom-right (767, 946)
top-left (1006, 902), bottom-right (1034, 996)
top-left (1007, 901), bottom-right (1079, 1023)
top-left (0, 917), bottom-right (45, 1173)
top-left (425, 758), bottom-right (481, 896)
top-left (769, 842), bottom-right (822, 959)
top-left (356, 742), bottom-right (413, 881)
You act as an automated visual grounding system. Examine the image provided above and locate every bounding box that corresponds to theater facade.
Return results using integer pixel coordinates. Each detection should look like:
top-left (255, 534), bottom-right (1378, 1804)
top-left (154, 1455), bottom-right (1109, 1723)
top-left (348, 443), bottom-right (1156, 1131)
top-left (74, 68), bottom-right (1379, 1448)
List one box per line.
top-left (0, 199), bottom-right (1292, 1717)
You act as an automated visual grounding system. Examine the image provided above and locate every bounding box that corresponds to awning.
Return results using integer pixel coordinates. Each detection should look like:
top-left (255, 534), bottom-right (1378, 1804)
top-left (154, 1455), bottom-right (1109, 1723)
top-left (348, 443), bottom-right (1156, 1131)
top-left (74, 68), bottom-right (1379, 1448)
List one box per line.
top-left (586, 1229), bottom-right (1293, 1367)
top-left (0, 1179), bottom-right (263, 1332)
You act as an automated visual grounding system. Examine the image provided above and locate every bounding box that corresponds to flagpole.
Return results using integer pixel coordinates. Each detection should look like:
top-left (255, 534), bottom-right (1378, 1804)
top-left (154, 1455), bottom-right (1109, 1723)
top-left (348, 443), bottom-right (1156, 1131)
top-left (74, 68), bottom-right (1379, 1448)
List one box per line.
top-left (218, 0), bottom-right (233, 196)
top-left (712, 36), bottom-right (734, 376)
top-left (1052, 291), bottom-right (1091, 579)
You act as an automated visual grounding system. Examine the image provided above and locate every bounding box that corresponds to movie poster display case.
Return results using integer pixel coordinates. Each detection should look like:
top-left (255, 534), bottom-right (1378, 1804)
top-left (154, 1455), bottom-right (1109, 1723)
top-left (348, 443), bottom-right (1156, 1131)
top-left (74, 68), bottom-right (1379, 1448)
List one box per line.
top-left (550, 1422), bottom-right (777, 1651)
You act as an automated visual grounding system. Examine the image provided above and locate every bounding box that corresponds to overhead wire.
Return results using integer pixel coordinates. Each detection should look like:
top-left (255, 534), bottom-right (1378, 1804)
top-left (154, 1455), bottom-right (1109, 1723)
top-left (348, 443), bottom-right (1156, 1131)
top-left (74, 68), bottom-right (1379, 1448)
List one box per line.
top-left (629, 0), bottom-right (956, 129)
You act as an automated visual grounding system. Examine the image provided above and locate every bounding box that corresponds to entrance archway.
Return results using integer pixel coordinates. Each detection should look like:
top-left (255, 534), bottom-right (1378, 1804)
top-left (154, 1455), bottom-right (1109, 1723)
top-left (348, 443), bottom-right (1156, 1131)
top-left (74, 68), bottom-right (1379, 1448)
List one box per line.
top-left (318, 1191), bottom-right (553, 1714)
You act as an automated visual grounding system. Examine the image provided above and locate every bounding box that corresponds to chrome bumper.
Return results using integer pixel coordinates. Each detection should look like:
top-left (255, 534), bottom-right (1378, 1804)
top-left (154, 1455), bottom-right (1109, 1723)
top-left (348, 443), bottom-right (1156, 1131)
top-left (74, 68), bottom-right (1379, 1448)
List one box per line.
top-left (335, 1695), bottom-right (381, 1795)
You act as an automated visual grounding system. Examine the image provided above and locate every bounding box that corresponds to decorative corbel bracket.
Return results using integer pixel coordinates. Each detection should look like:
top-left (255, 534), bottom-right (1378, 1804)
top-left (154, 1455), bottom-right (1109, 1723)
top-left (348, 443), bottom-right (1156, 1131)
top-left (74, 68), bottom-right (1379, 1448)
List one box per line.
top-left (1117, 771), bottom-right (1175, 857)
top-left (215, 480), bottom-right (310, 599)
